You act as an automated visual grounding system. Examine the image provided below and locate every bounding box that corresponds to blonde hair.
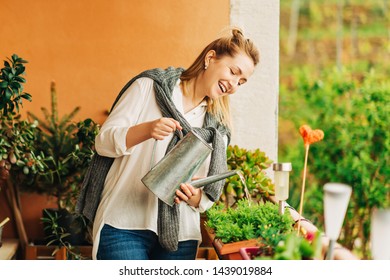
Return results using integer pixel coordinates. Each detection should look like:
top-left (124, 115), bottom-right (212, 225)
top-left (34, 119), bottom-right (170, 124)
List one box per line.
top-left (180, 27), bottom-right (260, 130)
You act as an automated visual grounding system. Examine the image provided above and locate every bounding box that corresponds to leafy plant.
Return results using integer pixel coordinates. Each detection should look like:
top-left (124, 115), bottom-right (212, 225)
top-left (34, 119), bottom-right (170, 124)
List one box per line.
top-left (221, 145), bottom-right (275, 207)
top-left (25, 81), bottom-right (100, 211)
top-left (0, 54), bottom-right (48, 189)
top-left (280, 66), bottom-right (389, 258)
top-left (256, 231), bottom-right (322, 260)
top-left (42, 209), bottom-right (86, 260)
top-left (0, 54), bottom-right (31, 114)
top-left (206, 200), bottom-right (294, 250)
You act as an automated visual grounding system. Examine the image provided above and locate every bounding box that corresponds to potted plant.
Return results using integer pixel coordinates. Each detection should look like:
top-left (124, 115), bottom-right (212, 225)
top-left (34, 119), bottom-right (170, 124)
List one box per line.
top-left (24, 80), bottom-right (99, 256)
top-left (0, 54), bottom-right (50, 251)
top-left (25, 81), bottom-right (99, 211)
top-left (205, 200), bottom-right (295, 259)
top-left (201, 145), bottom-right (274, 247)
top-left (200, 145), bottom-right (275, 248)
top-left (0, 54), bottom-right (48, 188)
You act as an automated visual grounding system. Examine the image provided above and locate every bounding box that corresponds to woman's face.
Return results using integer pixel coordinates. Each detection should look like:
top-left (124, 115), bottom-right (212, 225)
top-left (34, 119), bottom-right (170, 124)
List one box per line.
top-left (201, 50), bottom-right (255, 100)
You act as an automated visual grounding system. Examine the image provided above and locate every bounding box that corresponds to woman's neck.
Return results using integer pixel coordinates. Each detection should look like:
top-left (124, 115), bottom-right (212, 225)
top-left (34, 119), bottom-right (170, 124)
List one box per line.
top-left (180, 78), bottom-right (205, 113)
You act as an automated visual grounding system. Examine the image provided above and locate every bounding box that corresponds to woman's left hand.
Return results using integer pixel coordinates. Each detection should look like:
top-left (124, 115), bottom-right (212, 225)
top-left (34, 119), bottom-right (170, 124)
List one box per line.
top-left (175, 183), bottom-right (202, 208)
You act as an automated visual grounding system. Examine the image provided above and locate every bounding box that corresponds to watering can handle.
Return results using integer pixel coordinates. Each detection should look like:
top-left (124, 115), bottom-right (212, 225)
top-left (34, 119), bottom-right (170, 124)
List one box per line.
top-left (149, 129), bottom-right (184, 171)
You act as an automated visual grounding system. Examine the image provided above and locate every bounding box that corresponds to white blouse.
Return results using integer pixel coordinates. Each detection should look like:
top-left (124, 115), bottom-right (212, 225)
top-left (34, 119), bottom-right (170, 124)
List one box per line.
top-left (92, 77), bottom-right (215, 259)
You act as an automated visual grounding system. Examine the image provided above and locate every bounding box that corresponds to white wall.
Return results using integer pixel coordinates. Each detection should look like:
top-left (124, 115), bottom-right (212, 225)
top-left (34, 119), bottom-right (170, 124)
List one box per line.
top-left (230, 0), bottom-right (280, 167)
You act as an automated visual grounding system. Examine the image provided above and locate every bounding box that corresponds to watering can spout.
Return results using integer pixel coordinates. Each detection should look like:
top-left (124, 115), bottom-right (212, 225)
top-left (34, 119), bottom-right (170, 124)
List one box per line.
top-left (190, 170), bottom-right (238, 188)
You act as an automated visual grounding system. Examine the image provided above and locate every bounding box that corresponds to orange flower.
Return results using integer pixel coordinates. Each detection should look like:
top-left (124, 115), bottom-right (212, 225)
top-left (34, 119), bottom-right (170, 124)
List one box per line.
top-left (299, 125), bottom-right (324, 146)
top-left (296, 124), bottom-right (324, 235)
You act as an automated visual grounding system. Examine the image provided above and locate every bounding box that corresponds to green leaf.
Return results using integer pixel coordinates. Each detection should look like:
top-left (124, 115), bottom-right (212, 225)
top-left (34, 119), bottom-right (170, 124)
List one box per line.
top-left (15, 65), bottom-right (25, 75)
top-left (0, 81), bottom-right (8, 88)
top-left (5, 87), bottom-right (12, 99)
top-left (14, 76), bottom-right (26, 83)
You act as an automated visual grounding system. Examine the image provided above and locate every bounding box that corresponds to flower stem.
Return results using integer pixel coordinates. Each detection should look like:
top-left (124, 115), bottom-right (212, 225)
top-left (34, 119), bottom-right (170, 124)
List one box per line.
top-left (297, 144), bottom-right (310, 235)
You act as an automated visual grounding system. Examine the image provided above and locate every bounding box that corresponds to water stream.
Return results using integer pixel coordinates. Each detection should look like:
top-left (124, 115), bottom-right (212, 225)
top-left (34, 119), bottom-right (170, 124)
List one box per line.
top-left (236, 170), bottom-right (251, 203)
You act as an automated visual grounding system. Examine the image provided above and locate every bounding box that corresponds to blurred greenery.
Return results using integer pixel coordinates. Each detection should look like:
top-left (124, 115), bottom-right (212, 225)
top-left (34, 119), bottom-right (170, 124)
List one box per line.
top-left (279, 0), bottom-right (389, 259)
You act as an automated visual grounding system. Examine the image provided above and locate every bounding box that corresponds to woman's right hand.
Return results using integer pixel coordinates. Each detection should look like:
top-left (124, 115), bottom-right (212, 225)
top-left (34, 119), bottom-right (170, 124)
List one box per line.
top-left (125, 118), bottom-right (182, 149)
top-left (150, 118), bottom-right (182, 140)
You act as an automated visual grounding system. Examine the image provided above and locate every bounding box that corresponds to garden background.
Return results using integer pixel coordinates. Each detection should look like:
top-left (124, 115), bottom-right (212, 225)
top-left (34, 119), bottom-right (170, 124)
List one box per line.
top-left (279, 0), bottom-right (389, 259)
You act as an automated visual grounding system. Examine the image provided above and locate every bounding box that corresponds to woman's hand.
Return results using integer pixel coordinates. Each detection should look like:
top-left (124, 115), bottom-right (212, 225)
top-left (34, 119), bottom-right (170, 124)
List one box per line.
top-left (175, 183), bottom-right (202, 208)
top-left (125, 117), bottom-right (182, 149)
top-left (150, 117), bottom-right (182, 140)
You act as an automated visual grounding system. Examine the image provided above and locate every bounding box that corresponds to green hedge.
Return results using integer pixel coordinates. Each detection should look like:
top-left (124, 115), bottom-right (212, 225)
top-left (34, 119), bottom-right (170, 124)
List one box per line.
top-left (279, 66), bottom-right (389, 258)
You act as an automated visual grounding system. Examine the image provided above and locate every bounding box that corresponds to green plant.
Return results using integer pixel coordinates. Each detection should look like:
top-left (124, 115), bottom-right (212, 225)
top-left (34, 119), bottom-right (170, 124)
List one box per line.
top-left (0, 54), bottom-right (48, 189)
top-left (0, 54), bottom-right (31, 114)
top-left (206, 200), bottom-right (294, 251)
top-left (221, 145), bottom-right (275, 207)
top-left (25, 81), bottom-right (100, 211)
top-left (280, 66), bottom-right (389, 258)
top-left (41, 209), bottom-right (86, 260)
top-left (256, 231), bottom-right (322, 260)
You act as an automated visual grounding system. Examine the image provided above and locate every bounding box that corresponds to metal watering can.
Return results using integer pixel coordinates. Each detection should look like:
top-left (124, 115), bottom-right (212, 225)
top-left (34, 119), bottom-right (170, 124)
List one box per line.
top-left (141, 130), bottom-right (238, 206)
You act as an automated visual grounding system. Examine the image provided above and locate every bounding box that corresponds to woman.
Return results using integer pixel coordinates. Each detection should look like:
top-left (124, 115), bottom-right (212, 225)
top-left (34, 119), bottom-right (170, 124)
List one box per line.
top-left (91, 28), bottom-right (259, 260)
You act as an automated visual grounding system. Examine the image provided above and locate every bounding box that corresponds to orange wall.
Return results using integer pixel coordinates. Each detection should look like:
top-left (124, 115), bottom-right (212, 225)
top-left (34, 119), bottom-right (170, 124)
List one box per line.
top-left (0, 0), bottom-right (229, 241)
top-left (0, 0), bottom-right (229, 123)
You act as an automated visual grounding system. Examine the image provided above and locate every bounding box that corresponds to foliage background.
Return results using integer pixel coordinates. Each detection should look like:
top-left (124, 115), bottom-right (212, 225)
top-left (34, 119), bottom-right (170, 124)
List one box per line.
top-left (278, 0), bottom-right (389, 259)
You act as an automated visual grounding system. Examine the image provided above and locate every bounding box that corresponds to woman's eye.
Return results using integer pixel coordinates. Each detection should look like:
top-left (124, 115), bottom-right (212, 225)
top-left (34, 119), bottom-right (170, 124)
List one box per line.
top-left (230, 69), bottom-right (236, 75)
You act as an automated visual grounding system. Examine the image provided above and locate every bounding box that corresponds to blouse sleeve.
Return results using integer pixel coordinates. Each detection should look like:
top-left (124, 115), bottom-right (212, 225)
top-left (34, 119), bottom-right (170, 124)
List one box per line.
top-left (95, 77), bottom-right (154, 158)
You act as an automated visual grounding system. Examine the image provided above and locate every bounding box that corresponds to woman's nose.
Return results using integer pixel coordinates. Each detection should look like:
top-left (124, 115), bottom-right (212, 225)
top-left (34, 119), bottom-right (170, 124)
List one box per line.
top-left (228, 79), bottom-right (240, 92)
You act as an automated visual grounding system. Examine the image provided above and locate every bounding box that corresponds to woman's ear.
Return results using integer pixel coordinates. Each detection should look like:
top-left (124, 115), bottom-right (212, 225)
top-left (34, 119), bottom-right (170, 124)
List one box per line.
top-left (204, 50), bottom-right (216, 68)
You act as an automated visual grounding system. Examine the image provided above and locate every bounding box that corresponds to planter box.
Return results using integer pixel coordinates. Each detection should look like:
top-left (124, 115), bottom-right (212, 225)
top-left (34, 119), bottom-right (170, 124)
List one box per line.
top-left (204, 197), bottom-right (359, 260)
top-left (204, 226), bottom-right (261, 260)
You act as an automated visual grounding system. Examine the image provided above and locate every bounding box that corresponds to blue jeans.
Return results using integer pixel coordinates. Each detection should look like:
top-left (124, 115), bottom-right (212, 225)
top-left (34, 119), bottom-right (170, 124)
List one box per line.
top-left (97, 224), bottom-right (198, 260)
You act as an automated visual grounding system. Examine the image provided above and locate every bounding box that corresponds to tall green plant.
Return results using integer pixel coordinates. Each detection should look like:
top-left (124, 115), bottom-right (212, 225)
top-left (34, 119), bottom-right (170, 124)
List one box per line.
top-left (280, 66), bottom-right (389, 258)
top-left (26, 81), bottom-right (99, 211)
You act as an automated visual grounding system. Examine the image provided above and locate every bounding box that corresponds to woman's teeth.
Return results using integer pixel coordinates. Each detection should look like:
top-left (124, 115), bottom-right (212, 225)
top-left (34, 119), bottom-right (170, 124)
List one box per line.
top-left (219, 82), bottom-right (226, 93)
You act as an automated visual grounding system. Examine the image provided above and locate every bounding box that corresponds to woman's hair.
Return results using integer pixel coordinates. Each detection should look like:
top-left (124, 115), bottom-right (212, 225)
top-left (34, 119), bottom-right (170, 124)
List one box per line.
top-left (180, 27), bottom-right (260, 130)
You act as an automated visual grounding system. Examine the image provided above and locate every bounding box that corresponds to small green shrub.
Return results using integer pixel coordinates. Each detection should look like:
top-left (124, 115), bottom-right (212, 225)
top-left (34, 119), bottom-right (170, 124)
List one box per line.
top-left (206, 200), bottom-right (294, 250)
